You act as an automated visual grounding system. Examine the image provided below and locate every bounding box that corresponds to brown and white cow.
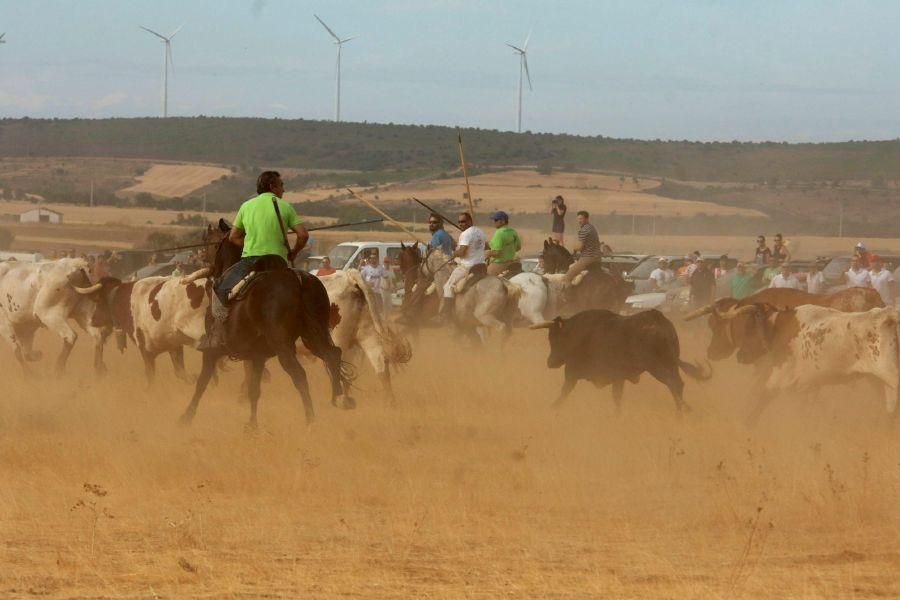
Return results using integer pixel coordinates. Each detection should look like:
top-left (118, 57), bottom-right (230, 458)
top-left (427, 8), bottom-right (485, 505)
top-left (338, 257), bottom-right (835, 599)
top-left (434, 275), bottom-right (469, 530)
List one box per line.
top-left (0, 257), bottom-right (111, 375)
top-left (718, 303), bottom-right (900, 425)
top-left (315, 269), bottom-right (411, 403)
top-left (89, 272), bottom-right (209, 383)
top-left (684, 287), bottom-right (884, 360)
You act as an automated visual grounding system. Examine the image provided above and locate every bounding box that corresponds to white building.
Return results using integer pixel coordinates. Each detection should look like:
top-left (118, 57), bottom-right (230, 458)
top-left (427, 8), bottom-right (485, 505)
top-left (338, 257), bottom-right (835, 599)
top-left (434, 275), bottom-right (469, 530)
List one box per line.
top-left (19, 207), bottom-right (63, 224)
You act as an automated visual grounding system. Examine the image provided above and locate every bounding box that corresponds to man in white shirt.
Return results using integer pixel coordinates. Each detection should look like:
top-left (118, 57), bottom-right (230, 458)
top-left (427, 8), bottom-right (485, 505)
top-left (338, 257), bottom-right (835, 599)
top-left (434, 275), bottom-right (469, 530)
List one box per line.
top-left (869, 257), bottom-right (895, 306)
top-left (649, 258), bottom-right (674, 290)
top-left (806, 262), bottom-right (826, 294)
top-left (769, 263), bottom-right (801, 289)
top-left (845, 256), bottom-right (872, 288)
top-left (441, 212), bottom-right (486, 319)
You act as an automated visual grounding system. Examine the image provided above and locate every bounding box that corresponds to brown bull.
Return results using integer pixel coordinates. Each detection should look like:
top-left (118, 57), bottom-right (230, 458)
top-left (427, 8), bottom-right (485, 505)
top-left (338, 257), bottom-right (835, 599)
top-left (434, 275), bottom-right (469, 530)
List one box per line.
top-left (684, 287), bottom-right (884, 360)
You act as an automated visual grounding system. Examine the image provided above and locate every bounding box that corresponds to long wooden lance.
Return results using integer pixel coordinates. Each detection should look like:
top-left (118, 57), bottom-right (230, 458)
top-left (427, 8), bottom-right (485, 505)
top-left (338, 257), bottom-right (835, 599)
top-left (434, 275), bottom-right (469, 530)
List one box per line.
top-left (411, 197), bottom-right (462, 231)
top-left (346, 187), bottom-right (426, 244)
top-left (457, 130), bottom-right (476, 219)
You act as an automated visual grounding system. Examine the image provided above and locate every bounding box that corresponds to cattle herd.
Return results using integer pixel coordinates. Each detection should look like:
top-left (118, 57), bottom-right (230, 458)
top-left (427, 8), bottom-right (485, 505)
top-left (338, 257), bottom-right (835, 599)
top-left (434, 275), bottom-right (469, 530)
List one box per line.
top-left (0, 244), bottom-right (897, 430)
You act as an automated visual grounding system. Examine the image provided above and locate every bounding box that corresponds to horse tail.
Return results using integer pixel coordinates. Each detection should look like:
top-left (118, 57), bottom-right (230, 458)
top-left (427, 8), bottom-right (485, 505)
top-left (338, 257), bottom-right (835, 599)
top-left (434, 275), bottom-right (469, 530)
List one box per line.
top-left (345, 269), bottom-right (412, 365)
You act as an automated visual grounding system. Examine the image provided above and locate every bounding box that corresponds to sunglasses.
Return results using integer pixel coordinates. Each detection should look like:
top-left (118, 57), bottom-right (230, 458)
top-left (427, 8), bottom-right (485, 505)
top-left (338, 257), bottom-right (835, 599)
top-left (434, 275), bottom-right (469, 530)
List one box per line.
top-left (428, 221), bottom-right (440, 225)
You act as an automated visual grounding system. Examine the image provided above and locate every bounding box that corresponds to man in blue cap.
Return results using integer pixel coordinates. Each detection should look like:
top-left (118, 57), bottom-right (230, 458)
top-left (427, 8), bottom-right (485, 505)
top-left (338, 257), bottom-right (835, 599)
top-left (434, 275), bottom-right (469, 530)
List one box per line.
top-left (486, 210), bottom-right (522, 275)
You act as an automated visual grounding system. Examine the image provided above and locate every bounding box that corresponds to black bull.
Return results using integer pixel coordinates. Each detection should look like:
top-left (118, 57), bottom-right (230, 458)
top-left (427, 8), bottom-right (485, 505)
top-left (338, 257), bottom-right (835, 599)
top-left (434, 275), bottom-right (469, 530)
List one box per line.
top-left (532, 309), bottom-right (711, 414)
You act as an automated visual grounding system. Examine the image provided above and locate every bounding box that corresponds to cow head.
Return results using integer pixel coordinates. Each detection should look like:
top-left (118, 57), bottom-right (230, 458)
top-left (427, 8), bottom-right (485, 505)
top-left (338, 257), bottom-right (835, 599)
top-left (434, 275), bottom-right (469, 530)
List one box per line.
top-left (685, 298), bottom-right (747, 360)
top-left (530, 317), bottom-right (571, 369)
top-left (714, 303), bottom-right (783, 364)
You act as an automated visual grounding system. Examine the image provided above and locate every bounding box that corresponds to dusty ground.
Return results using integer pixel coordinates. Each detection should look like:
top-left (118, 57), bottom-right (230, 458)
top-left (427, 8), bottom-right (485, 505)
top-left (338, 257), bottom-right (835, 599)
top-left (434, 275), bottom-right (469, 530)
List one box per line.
top-left (2, 322), bottom-right (900, 598)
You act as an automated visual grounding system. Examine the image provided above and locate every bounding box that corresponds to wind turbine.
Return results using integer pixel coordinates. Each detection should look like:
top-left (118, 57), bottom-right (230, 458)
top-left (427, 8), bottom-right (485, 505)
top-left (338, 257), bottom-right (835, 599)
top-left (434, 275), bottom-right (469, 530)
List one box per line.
top-left (140, 24), bottom-right (183, 118)
top-left (506, 30), bottom-right (533, 133)
top-left (314, 14), bottom-right (355, 122)
top-left (0, 33), bottom-right (6, 44)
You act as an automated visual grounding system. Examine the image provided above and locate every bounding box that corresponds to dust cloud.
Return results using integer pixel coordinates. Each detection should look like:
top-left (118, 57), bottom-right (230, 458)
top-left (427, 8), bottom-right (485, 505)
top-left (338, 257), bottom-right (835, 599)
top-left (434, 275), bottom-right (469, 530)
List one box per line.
top-left (1, 324), bottom-right (899, 598)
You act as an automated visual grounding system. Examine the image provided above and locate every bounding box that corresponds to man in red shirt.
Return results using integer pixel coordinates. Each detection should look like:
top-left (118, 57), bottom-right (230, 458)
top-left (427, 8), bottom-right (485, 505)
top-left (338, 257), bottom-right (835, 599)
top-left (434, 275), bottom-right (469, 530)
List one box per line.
top-left (315, 256), bottom-right (337, 277)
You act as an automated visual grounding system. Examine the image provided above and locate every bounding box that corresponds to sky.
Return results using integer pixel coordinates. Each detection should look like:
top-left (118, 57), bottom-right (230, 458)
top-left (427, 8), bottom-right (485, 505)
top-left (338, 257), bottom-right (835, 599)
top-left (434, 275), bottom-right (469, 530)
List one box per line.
top-left (1, 0), bottom-right (900, 142)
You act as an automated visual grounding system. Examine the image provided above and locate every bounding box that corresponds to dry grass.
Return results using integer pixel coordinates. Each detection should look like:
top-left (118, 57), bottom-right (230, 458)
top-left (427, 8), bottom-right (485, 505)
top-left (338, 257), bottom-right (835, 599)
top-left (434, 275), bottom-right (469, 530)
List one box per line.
top-left (120, 164), bottom-right (232, 198)
top-left (2, 323), bottom-right (900, 598)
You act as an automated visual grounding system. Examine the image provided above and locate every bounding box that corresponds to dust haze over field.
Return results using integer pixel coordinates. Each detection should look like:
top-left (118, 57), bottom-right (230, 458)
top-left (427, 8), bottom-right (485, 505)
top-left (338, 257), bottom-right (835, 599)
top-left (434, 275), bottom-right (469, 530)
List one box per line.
top-left (3, 322), bottom-right (900, 598)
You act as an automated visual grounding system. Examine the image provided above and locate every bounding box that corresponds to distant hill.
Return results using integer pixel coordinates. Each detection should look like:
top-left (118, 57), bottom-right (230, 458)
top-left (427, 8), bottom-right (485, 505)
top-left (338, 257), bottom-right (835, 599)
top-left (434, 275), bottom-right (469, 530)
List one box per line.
top-left (4, 117), bottom-right (900, 183)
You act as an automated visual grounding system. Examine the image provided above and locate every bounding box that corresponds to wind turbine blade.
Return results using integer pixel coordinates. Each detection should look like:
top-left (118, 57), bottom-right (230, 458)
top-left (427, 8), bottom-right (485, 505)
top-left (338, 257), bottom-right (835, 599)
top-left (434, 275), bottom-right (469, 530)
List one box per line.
top-left (140, 26), bottom-right (168, 41)
top-left (314, 14), bottom-right (341, 42)
top-left (506, 43), bottom-right (524, 53)
top-left (0, 33), bottom-right (5, 43)
top-left (169, 23), bottom-right (185, 39)
top-left (523, 55), bottom-right (533, 91)
top-left (340, 36), bottom-right (356, 44)
top-left (523, 27), bottom-right (532, 50)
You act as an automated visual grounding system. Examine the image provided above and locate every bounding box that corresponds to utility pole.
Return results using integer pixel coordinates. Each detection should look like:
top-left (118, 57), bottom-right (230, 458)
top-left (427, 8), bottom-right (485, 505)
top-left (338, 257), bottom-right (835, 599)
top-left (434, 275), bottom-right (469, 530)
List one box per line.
top-left (838, 199), bottom-right (844, 238)
top-left (631, 213), bottom-right (636, 235)
top-left (202, 192), bottom-right (207, 218)
top-left (89, 179), bottom-right (94, 224)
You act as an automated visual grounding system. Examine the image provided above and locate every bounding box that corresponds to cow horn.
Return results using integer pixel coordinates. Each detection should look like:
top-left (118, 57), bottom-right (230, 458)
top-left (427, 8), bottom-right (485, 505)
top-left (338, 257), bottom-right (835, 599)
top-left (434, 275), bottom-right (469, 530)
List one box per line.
top-left (717, 304), bottom-right (758, 320)
top-left (529, 321), bottom-right (555, 330)
top-left (181, 267), bottom-right (211, 284)
top-left (73, 282), bottom-right (103, 295)
top-left (683, 304), bottom-right (714, 321)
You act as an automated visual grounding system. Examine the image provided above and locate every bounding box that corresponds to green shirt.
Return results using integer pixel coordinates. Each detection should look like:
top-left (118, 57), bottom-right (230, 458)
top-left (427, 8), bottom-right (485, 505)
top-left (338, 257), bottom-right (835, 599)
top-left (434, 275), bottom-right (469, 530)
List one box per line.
top-left (233, 192), bottom-right (302, 259)
top-left (489, 225), bottom-right (521, 263)
top-left (730, 272), bottom-right (755, 299)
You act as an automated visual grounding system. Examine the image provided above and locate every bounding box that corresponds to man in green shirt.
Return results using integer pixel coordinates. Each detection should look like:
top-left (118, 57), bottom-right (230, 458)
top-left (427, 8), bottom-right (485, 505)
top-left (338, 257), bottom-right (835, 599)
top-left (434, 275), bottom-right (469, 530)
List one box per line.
top-left (486, 211), bottom-right (522, 276)
top-left (729, 262), bottom-right (755, 299)
top-left (201, 171), bottom-right (308, 349)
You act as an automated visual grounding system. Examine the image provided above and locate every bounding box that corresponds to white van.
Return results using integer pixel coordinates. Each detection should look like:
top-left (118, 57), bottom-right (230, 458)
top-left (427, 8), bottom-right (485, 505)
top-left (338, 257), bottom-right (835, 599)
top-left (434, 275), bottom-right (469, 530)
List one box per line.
top-left (0, 251), bottom-right (46, 263)
top-left (324, 241), bottom-right (418, 271)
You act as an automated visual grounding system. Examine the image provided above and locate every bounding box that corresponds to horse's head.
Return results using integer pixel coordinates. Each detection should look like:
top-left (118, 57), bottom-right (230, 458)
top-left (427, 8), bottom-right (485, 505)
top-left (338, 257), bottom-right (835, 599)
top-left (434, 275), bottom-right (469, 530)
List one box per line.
top-left (206, 219), bottom-right (241, 278)
top-left (542, 238), bottom-right (573, 274)
top-left (398, 241), bottom-right (422, 290)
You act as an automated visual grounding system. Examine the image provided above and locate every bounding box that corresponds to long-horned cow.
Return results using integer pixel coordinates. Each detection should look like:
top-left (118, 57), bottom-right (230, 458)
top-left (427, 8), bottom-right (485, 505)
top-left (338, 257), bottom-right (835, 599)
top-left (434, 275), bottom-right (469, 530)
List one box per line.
top-left (684, 287), bottom-right (884, 360)
top-left (715, 303), bottom-right (900, 425)
top-left (0, 257), bottom-right (111, 375)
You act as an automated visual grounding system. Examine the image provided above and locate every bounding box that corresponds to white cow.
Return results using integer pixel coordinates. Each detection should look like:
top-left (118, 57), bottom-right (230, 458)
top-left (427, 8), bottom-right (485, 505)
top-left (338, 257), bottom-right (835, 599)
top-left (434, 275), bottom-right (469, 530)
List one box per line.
top-left (316, 269), bottom-right (412, 402)
top-left (94, 274), bottom-right (210, 383)
top-left (724, 304), bottom-right (900, 424)
top-left (0, 257), bottom-right (110, 374)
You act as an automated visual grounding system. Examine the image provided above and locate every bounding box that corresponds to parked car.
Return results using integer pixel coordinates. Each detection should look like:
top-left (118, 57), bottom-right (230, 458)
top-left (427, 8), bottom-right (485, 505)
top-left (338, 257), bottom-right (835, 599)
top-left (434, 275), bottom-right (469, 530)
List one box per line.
top-left (325, 241), bottom-right (417, 271)
top-left (822, 254), bottom-right (900, 290)
top-left (626, 254), bottom-right (738, 294)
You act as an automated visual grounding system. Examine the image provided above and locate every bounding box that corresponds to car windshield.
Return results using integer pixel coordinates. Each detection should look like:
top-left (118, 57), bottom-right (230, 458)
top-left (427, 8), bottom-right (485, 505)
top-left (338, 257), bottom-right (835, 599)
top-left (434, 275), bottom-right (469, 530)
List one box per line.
top-left (822, 256), bottom-right (850, 282)
top-left (327, 245), bottom-right (358, 269)
top-left (628, 258), bottom-right (668, 279)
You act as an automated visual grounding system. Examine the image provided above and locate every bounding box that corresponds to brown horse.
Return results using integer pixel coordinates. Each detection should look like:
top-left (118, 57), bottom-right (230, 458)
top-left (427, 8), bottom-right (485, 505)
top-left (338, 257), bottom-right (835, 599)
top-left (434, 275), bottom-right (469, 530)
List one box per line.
top-left (540, 238), bottom-right (632, 315)
top-left (181, 221), bottom-right (354, 429)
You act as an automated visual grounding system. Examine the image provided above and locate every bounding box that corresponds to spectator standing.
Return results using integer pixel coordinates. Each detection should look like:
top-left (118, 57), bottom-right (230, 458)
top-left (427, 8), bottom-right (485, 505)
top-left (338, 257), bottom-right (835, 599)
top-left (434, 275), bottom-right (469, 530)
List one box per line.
top-left (845, 256), bottom-right (872, 288)
top-left (714, 255), bottom-right (731, 279)
top-left (869, 257), bottom-right (895, 305)
top-left (550, 195), bottom-right (567, 243)
top-left (171, 261), bottom-right (185, 278)
top-left (762, 255), bottom-right (780, 284)
top-left (769, 263), bottom-right (801, 289)
top-left (754, 235), bottom-right (772, 266)
top-left (360, 254), bottom-right (386, 313)
top-left (532, 256), bottom-right (546, 275)
top-left (689, 257), bottom-right (716, 308)
top-left (807, 262), bottom-right (826, 294)
top-left (381, 256), bottom-right (396, 316)
top-left (564, 211), bottom-right (603, 284)
top-left (854, 242), bottom-right (874, 268)
top-left (428, 213), bottom-right (454, 256)
top-left (648, 258), bottom-right (674, 290)
top-left (730, 262), bottom-right (755, 299)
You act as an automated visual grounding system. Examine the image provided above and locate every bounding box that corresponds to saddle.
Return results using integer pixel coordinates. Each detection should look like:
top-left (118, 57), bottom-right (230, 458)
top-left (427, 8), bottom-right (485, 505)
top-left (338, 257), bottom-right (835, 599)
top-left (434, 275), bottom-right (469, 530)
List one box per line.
top-left (214, 255), bottom-right (291, 305)
top-left (453, 263), bottom-right (488, 294)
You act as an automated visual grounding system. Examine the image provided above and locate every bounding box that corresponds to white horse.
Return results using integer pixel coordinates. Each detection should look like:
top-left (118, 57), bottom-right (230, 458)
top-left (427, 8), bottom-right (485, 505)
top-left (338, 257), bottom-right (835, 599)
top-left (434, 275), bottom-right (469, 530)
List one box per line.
top-left (416, 249), bottom-right (516, 343)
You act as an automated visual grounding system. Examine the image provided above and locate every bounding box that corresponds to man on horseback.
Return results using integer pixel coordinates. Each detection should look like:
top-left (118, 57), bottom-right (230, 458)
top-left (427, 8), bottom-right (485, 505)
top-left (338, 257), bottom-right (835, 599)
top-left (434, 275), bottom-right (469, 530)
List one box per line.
top-left (200, 171), bottom-right (309, 349)
top-left (440, 211), bottom-right (487, 321)
top-left (564, 210), bottom-right (603, 284)
top-left (486, 211), bottom-right (522, 276)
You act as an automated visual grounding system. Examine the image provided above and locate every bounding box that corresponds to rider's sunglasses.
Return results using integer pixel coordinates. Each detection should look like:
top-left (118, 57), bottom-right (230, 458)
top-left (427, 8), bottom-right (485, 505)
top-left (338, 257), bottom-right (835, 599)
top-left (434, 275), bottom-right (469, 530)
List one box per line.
top-left (428, 220), bottom-right (440, 225)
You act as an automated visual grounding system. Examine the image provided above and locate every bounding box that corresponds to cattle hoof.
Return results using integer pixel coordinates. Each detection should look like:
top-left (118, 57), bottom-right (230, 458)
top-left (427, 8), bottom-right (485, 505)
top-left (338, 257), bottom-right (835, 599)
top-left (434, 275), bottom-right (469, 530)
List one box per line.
top-left (178, 412), bottom-right (195, 427)
top-left (340, 396), bottom-right (357, 410)
top-left (244, 421), bottom-right (258, 435)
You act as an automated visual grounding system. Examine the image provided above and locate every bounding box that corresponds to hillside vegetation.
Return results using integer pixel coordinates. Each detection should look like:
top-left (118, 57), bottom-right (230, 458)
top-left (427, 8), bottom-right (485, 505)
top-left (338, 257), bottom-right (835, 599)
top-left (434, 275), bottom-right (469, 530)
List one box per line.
top-left (4, 117), bottom-right (900, 183)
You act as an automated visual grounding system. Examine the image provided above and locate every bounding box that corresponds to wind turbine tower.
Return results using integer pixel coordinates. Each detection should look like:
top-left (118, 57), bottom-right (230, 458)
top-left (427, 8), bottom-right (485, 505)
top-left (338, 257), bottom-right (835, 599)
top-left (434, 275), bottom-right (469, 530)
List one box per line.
top-left (314, 14), bottom-right (355, 122)
top-left (140, 24), bottom-right (183, 118)
top-left (506, 31), bottom-right (533, 133)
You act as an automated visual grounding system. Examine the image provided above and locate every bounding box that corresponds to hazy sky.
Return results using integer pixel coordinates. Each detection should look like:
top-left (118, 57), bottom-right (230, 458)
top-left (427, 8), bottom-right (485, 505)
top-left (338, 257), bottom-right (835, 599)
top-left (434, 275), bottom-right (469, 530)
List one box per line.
top-left (2, 0), bottom-right (899, 142)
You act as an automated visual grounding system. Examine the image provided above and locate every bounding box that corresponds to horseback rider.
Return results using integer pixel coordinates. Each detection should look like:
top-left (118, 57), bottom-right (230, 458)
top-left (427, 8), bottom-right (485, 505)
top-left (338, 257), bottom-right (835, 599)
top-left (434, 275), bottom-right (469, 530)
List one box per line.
top-left (199, 171), bottom-right (309, 349)
top-left (486, 211), bottom-right (522, 276)
top-left (440, 211), bottom-right (487, 320)
top-left (428, 212), bottom-right (454, 255)
top-left (564, 210), bottom-right (603, 284)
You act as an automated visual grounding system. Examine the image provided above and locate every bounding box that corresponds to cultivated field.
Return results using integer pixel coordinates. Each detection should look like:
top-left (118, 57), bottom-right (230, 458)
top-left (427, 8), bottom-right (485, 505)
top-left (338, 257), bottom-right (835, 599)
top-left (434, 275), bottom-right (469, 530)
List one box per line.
top-left (2, 323), bottom-right (900, 597)
top-left (343, 169), bottom-right (767, 218)
top-left (120, 164), bottom-right (233, 198)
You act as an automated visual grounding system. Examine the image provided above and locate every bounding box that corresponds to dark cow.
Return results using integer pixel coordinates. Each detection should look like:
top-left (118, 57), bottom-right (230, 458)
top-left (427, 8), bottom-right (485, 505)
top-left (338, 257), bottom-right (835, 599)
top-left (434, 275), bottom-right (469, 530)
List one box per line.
top-left (531, 309), bottom-right (711, 415)
top-left (683, 287), bottom-right (884, 360)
